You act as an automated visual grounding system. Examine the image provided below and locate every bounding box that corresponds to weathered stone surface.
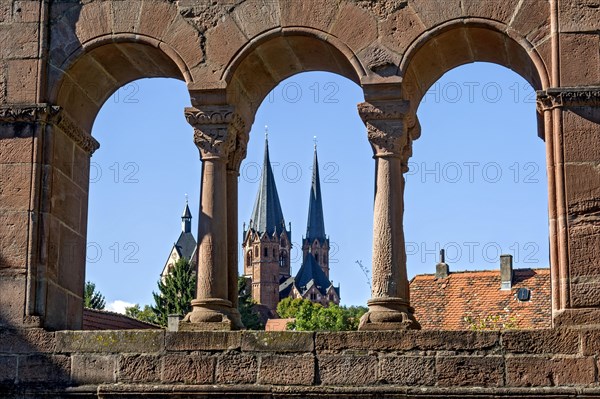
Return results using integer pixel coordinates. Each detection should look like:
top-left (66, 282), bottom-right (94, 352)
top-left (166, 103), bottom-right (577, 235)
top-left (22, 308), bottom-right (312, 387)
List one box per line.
top-left (502, 330), bottom-right (579, 354)
top-left (18, 354), bottom-right (71, 384)
top-left (330, 3), bottom-right (378, 53)
top-left (230, 0), bottom-right (280, 39)
top-left (0, 164), bottom-right (31, 211)
top-left (0, 355), bottom-right (17, 383)
top-left (216, 353), bottom-right (257, 384)
top-left (118, 354), bottom-right (160, 383)
top-left (0, 211), bottom-right (30, 269)
top-left (462, 0), bottom-right (517, 23)
top-left (563, 111), bottom-right (600, 163)
top-left (379, 356), bottom-right (435, 386)
top-left (258, 354), bottom-right (314, 385)
top-left (242, 331), bottom-right (313, 352)
top-left (318, 354), bottom-right (378, 386)
top-left (565, 163), bottom-right (600, 212)
top-left (560, 0), bottom-right (600, 32)
top-left (166, 331), bottom-right (241, 351)
top-left (560, 33), bottom-right (600, 86)
top-left (410, 0), bottom-right (463, 29)
top-left (316, 330), bottom-right (498, 352)
top-left (111, 0), bottom-right (141, 33)
top-left (380, 5), bottom-right (427, 56)
top-left (510, 0), bottom-right (550, 45)
top-left (581, 330), bottom-right (600, 356)
top-left (71, 354), bottom-right (116, 384)
top-left (74, 1), bottom-right (111, 45)
top-left (437, 356), bottom-right (504, 387)
top-left (161, 354), bottom-right (214, 384)
top-left (6, 59), bottom-right (37, 103)
top-left (0, 329), bottom-right (56, 353)
top-left (0, 125), bottom-right (35, 163)
top-left (279, 0), bottom-right (340, 32)
top-left (205, 15), bottom-right (247, 74)
top-left (56, 330), bottom-right (164, 353)
top-left (506, 356), bottom-right (596, 386)
top-left (0, 275), bottom-right (26, 324)
top-left (0, 23), bottom-right (39, 59)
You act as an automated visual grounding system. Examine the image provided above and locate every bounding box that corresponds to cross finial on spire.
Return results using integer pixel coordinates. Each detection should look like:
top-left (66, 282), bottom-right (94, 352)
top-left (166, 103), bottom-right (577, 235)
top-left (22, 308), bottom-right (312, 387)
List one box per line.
top-left (185, 193), bottom-right (188, 204)
top-left (265, 125), bottom-right (269, 140)
top-left (313, 136), bottom-right (318, 149)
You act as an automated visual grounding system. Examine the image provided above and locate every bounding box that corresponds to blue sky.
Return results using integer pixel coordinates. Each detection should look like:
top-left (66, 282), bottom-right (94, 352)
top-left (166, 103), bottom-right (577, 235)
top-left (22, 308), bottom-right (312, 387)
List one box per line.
top-left (87, 63), bottom-right (548, 312)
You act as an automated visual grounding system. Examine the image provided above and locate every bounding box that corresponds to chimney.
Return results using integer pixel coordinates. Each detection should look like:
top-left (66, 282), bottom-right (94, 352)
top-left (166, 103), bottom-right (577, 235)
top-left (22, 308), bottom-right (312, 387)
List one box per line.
top-left (435, 249), bottom-right (449, 279)
top-left (500, 254), bottom-right (513, 290)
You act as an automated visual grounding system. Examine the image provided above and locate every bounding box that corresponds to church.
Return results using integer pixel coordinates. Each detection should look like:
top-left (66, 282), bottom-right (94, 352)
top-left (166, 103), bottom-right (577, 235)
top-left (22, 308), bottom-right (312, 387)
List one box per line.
top-left (242, 135), bottom-right (340, 314)
top-left (160, 200), bottom-right (197, 282)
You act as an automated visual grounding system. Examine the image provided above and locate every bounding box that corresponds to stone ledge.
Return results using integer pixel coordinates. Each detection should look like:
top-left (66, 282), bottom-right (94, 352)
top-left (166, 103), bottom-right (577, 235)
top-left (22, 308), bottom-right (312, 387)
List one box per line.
top-left (55, 330), bottom-right (165, 354)
top-left (241, 331), bottom-right (314, 353)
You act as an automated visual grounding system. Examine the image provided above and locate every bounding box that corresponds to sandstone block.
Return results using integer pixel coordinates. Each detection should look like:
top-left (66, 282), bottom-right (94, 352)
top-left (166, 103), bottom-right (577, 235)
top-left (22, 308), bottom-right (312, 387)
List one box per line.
top-left (379, 356), bottom-right (435, 386)
top-left (436, 356), bottom-right (504, 387)
top-left (411, 0), bottom-right (463, 29)
top-left (0, 328), bottom-right (56, 353)
top-left (559, 0), bottom-right (600, 33)
top-left (161, 354), bottom-right (214, 384)
top-left (560, 34), bottom-right (600, 86)
top-left (279, 0), bottom-right (340, 32)
top-left (0, 356), bottom-right (17, 383)
top-left (258, 354), bottom-right (314, 385)
top-left (231, 0), bottom-right (280, 40)
top-left (56, 330), bottom-right (164, 353)
top-left (380, 5), bottom-right (426, 57)
top-left (241, 331), bottom-right (313, 352)
top-left (0, 24), bottom-right (39, 59)
top-left (12, 1), bottom-right (41, 23)
top-left (318, 354), bottom-right (378, 386)
top-left (118, 354), bottom-right (160, 383)
top-left (581, 330), bottom-right (600, 356)
top-left (330, 3), bottom-right (378, 53)
top-left (502, 329), bottom-right (579, 354)
top-left (138, 1), bottom-right (176, 40)
top-left (216, 353), bottom-right (257, 384)
top-left (506, 356), bottom-right (596, 386)
top-left (0, 274), bottom-right (26, 325)
top-left (510, 0), bottom-right (550, 45)
top-left (74, 1), bottom-right (111, 45)
top-left (18, 354), bottom-right (71, 384)
top-left (166, 331), bottom-right (241, 351)
top-left (563, 111), bottom-right (600, 163)
top-left (71, 354), bottom-right (116, 384)
top-left (0, 164), bottom-right (32, 211)
top-left (462, 0), bottom-right (516, 23)
top-left (205, 15), bottom-right (247, 73)
top-left (0, 210), bottom-right (30, 269)
top-left (0, 124), bottom-right (35, 163)
top-left (6, 59), bottom-right (37, 103)
top-left (111, 0), bottom-right (141, 33)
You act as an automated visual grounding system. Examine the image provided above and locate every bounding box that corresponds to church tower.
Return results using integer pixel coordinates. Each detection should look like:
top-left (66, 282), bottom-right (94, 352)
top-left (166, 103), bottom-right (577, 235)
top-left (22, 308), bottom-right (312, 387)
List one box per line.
top-left (242, 133), bottom-right (292, 312)
top-left (302, 142), bottom-right (330, 278)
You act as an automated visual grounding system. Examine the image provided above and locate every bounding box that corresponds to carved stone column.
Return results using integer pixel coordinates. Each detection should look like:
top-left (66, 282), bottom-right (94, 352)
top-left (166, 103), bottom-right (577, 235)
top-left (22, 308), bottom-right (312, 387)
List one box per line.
top-left (182, 105), bottom-right (243, 330)
top-left (226, 125), bottom-right (249, 330)
top-left (357, 99), bottom-right (420, 330)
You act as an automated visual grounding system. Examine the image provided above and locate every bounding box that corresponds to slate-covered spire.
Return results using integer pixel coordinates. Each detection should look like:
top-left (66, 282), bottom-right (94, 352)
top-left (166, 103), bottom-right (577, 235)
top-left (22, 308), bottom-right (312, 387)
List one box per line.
top-left (305, 140), bottom-right (326, 243)
top-left (249, 131), bottom-right (287, 237)
top-left (182, 196), bottom-right (192, 233)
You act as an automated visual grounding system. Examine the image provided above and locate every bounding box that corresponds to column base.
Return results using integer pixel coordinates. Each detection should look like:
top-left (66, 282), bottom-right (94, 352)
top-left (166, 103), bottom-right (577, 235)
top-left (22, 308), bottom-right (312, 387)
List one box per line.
top-left (180, 298), bottom-right (235, 331)
top-left (553, 308), bottom-right (600, 329)
top-left (359, 297), bottom-right (420, 330)
top-left (228, 307), bottom-right (245, 330)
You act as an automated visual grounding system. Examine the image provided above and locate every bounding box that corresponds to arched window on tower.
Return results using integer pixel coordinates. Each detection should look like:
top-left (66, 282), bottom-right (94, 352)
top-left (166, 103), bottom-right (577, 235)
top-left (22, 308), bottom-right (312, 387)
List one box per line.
top-left (273, 248), bottom-right (277, 257)
top-left (315, 253), bottom-right (319, 263)
top-left (280, 251), bottom-right (287, 267)
top-left (264, 247), bottom-right (268, 257)
top-left (254, 246), bottom-right (258, 257)
top-left (246, 251), bottom-right (252, 267)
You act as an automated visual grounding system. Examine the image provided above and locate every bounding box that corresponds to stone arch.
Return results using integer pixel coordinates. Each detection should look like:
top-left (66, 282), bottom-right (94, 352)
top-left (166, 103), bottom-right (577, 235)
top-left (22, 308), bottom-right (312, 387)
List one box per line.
top-left (400, 18), bottom-right (549, 101)
top-left (221, 27), bottom-right (367, 122)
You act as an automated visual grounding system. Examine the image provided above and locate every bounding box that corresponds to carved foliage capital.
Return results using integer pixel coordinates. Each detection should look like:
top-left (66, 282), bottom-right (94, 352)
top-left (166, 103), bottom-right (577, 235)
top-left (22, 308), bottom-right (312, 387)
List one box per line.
top-left (186, 106), bottom-right (245, 161)
top-left (536, 87), bottom-right (600, 112)
top-left (358, 101), bottom-right (412, 158)
top-left (0, 104), bottom-right (60, 123)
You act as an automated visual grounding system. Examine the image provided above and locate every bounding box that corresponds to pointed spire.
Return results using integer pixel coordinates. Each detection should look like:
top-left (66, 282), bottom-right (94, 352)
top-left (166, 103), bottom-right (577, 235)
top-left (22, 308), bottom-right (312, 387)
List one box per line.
top-left (182, 195), bottom-right (192, 233)
top-left (249, 129), bottom-right (287, 237)
top-left (306, 139), bottom-right (326, 243)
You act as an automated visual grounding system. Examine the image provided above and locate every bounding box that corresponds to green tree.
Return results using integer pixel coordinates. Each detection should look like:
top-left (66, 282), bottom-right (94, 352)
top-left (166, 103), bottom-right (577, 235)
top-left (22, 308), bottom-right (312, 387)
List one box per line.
top-left (125, 304), bottom-right (159, 325)
top-left (84, 281), bottom-right (106, 310)
top-left (238, 277), bottom-right (263, 330)
top-left (152, 258), bottom-right (196, 327)
top-left (276, 298), bottom-right (367, 331)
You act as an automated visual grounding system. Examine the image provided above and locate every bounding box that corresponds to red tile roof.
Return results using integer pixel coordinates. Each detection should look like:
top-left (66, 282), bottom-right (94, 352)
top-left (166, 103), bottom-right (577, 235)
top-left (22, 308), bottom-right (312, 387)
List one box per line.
top-left (265, 318), bottom-right (295, 331)
top-left (410, 268), bottom-right (551, 330)
top-left (82, 308), bottom-right (161, 330)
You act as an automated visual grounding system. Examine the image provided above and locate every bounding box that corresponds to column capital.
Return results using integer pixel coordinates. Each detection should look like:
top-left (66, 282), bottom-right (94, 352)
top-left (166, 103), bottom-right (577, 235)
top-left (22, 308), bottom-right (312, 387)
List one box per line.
top-left (227, 127), bottom-right (249, 174)
top-left (0, 104), bottom-right (100, 155)
top-left (185, 105), bottom-right (245, 161)
top-left (536, 86), bottom-right (600, 112)
top-left (358, 100), bottom-right (414, 159)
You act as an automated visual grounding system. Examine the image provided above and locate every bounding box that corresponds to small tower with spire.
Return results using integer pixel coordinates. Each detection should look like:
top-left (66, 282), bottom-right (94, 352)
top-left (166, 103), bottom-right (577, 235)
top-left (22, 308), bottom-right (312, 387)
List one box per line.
top-left (182, 195), bottom-right (192, 233)
top-left (302, 137), bottom-right (330, 278)
top-left (242, 128), bottom-right (292, 313)
top-left (161, 197), bottom-right (198, 282)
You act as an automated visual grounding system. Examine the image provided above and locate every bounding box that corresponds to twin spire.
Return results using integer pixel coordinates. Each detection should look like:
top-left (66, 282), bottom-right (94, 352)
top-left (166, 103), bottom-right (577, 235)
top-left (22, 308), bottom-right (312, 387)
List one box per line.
top-left (247, 127), bottom-right (326, 244)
